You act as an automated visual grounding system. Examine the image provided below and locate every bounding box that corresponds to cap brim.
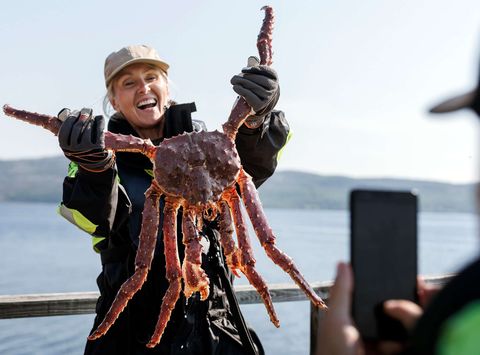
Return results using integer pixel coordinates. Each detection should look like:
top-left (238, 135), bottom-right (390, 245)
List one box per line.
top-left (429, 89), bottom-right (477, 114)
top-left (105, 58), bottom-right (169, 86)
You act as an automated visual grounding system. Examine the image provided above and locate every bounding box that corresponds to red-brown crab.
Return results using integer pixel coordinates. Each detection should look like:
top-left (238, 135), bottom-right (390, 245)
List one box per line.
top-left (3, 6), bottom-right (326, 348)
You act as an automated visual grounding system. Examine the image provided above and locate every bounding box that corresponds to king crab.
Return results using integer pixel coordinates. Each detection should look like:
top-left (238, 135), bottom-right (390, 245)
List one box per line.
top-left (3, 6), bottom-right (326, 348)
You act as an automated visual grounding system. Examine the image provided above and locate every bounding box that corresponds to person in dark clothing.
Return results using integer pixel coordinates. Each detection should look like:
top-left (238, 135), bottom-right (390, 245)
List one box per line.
top-left (57, 44), bottom-right (290, 355)
top-left (315, 46), bottom-right (480, 355)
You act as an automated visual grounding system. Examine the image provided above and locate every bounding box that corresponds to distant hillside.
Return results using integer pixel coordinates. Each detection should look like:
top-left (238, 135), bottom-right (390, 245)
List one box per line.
top-left (259, 170), bottom-right (476, 213)
top-left (0, 156), bottom-right (67, 202)
top-left (0, 156), bottom-right (475, 212)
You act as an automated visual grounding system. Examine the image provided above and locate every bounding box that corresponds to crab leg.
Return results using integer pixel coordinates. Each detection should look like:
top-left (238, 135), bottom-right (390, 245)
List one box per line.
top-left (3, 105), bottom-right (157, 161)
top-left (257, 6), bottom-right (274, 66)
top-left (147, 197), bottom-right (182, 348)
top-left (181, 207), bottom-right (210, 300)
top-left (237, 169), bottom-right (327, 310)
top-left (88, 183), bottom-right (162, 341)
top-left (3, 105), bottom-right (62, 135)
top-left (224, 186), bottom-right (279, 327)
top-left (104, 132), bottom-right (156, 160)
top-left (218, 200), bottom-right (241, 277)
top-left (222, 6), bottom-right (275, 139)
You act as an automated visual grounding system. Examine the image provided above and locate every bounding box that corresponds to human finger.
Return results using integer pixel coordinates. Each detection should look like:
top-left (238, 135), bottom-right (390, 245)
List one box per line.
top-left (376, 340), bottom-right (404, 355)
top-left (57, 108), bottom-right (71, 122)
top-left (240, 73), bottom-right (277, 91)
top-left (70, 108), bottom-right (93, 144)
top-left (231, 75), bottom-right (273, 98)
top-left (92, 115), bottom-right (106, 146)
top-left (241, 65), bottom-right (278, 80)
top-left (417, 277), bottom-right (441, 307)
top-left (383, 300), bottom-right (422, 330)
top-left (328, 262), bottom-right (353, 316)
top-left (231, 84), bottom-right (263, 111)
top-left (58, 110), bottom-right (80, 148)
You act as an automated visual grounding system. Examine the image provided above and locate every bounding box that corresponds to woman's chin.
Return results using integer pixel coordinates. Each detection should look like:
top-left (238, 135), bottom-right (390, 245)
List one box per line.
top-left (135, 108), bottom-right (162, 123)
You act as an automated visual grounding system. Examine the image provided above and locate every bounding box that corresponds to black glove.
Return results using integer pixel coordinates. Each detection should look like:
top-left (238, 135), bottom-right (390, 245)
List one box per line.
top-left (231, 56), bottom-right (280, 127)
top-left (58, 108), bottom-right (114, 172)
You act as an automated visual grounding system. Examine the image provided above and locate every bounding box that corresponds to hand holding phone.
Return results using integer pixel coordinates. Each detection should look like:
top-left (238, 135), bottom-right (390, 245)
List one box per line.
top-left (350, 189), bottom-right (418, 341)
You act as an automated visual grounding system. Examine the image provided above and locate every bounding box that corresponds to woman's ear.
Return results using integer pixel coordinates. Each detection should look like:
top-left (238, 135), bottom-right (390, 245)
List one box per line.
top-left (110, 96), bottom-right (118, 111)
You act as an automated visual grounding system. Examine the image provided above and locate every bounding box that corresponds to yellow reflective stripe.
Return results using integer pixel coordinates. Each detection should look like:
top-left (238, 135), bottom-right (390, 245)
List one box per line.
top-left (92, 236), bottom-right (106, 253)
top-left (67, 162), bottom-right (79, 178)
top-left (58, 204), bottom-right (105, 253)
top-left (57, 204), bottom-right (98, 234)
top-left (277, 129), bottom-right (293, 161)
top-left (145, 169), bottom-right (154, 178)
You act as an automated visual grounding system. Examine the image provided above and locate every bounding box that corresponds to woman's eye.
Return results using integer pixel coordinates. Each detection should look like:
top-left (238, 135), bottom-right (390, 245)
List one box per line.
top-left (146, 75), bottom-right (157, 82)
top-left (123, 80), bottom-right (135, 88)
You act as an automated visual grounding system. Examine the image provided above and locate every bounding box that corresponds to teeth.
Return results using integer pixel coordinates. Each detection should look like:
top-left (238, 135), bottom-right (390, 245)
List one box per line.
top-left (137, 98), bottom-right (157, 108)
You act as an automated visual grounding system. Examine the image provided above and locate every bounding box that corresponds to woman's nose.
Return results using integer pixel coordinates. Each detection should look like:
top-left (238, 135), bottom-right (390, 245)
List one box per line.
top-left (137, 80), bottom-right (151, 93)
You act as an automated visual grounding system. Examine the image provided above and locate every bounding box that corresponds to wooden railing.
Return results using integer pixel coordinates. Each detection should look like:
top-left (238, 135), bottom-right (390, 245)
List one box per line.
top-left (0, 275), bottom-right (453, 355)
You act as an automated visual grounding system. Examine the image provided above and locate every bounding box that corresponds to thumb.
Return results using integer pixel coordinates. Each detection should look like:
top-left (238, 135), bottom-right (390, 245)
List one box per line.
top-left (57, 108), bottom-right (71, 122)
top-left (328, 262), bottom-right (353, 316)
top-left (247, 56), bottom-right (260, 67)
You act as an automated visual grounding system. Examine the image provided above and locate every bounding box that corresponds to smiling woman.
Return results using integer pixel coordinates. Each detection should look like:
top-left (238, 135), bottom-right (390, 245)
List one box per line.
top-left (2, 6), bottom-right (293, 352)
top-left (104, 46), bottom-right (171, 140)
top-left (27, 34), bottom-right (289, 354)
top-left (108, 63), bottom-right (169, 138)
top-left (105, 46), bottom-right (170, 140)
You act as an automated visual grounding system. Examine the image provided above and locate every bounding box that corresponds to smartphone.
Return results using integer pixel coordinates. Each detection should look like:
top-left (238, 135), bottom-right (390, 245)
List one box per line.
top-left (350, 189), bottom-right (418, 341)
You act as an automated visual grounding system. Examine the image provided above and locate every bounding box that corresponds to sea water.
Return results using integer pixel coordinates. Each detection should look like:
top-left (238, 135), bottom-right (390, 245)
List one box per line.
top-left (0, 202), bottom-right (478, 355)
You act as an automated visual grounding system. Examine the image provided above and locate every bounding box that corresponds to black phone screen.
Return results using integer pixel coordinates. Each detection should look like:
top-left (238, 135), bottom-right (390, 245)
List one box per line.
top-left (350, 189), bottom-right (418, 341)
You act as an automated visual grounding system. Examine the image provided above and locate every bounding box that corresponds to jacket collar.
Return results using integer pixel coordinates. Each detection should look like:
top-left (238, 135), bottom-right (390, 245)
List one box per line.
top-left (107, 103), bottom-right (197, 170)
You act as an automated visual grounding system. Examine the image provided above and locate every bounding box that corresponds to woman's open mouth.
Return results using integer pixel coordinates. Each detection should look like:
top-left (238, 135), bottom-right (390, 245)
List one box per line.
top-left (136, 98), bottom-right (158, 110)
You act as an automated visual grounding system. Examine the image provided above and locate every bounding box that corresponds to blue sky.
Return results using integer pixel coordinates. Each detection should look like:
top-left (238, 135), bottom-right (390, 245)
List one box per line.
top-left (1, 0), bottom-right (480, 183)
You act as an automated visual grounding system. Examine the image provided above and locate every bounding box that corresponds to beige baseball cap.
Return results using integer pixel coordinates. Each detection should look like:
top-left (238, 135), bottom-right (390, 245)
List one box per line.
top-left (104, 45), bottom-right (170, 87)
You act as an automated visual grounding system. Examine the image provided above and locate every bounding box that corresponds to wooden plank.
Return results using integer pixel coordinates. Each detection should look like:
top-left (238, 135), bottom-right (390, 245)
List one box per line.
top-left (0, 275), bottom-right (453, 320)
top-left (0, 292), bottom-right (99, 319)
top-left (0, 282), bottom-right (332, 319)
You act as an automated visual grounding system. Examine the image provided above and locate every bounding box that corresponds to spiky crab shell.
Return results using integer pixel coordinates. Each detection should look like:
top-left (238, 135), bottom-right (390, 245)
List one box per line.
top-left (154, 130), bottom-right (241, 206)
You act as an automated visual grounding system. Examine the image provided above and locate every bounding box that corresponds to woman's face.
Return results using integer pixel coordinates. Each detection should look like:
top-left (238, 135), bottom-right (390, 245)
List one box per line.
top-left (110, 63), bottom-right (169, 129)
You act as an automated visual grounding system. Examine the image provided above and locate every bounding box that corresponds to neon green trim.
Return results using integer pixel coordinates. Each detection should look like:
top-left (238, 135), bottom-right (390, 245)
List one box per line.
top-left (145, 169), bottom-right (154, 178)
top-left (277, 129), bottom-right (293, 161)
top-left (67, 162), bottom-right (79, 178)
top-left (438, 301), bottom-right (480, 355)
top-left (58, 204), bottom-right (98, 234)
top-left (92, 236), bottom-right (106, 253)
top-left (72, 210), bottom-right (98, 234)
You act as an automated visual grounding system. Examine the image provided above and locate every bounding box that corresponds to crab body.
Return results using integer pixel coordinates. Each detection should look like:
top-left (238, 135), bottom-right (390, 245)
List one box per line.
top-left (155, 130), bottom-right (241, 206)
